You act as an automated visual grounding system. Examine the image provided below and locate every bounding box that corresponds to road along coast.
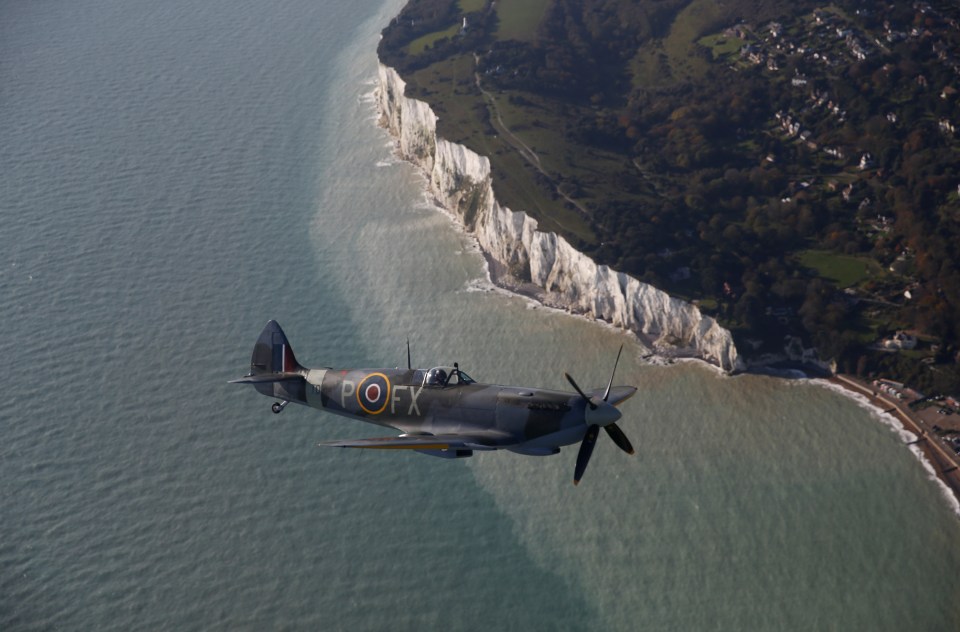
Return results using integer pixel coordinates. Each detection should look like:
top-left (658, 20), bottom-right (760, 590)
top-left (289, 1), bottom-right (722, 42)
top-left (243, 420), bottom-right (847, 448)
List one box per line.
top-left (829, 374), bottom-right (960, 514)
top-left (374, 63), bottom-right (743, 373)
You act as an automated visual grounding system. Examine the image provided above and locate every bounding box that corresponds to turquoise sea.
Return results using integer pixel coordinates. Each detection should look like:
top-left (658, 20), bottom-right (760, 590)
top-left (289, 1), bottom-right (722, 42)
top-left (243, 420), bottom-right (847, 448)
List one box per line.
top-left (2, 1), bottom-right (959, 629)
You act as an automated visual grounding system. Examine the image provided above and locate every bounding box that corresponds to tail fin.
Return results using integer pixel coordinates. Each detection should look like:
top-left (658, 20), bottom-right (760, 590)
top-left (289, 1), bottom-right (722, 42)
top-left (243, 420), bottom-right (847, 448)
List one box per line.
top-left (231, 320), bottom-right (306, 384)
top-left (231, 321), bottom-right (308, 407)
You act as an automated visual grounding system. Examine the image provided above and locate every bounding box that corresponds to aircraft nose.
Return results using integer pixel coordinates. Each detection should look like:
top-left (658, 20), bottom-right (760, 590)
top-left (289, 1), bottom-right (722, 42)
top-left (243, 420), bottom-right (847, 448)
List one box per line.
top-left (585, 399), bottom-right (621, 427)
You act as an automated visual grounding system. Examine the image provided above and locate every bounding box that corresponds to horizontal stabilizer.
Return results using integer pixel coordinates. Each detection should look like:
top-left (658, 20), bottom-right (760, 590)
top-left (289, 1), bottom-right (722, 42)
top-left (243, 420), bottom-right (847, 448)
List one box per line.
top-left (229, 372), bottom-right (304, 385)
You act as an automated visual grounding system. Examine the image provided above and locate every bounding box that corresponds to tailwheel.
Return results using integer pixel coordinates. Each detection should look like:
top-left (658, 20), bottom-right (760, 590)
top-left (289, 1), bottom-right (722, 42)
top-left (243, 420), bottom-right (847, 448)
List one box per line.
top-left (271, 400), bottom-right (289, 414)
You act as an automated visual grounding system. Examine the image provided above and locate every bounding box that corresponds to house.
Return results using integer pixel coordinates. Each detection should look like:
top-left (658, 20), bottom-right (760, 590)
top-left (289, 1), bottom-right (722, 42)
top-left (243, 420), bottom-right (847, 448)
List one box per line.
top-left (883, 331), bottom-right (917, 350)
top-left (842, 183), bottom-right (854, 202)
top-left (889, 251), bottom-right (913, 275)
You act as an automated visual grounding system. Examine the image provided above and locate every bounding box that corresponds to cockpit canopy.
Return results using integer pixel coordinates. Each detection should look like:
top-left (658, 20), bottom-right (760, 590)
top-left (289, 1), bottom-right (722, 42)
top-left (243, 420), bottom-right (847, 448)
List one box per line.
top-left (423, 366), bottom-right (475, 388)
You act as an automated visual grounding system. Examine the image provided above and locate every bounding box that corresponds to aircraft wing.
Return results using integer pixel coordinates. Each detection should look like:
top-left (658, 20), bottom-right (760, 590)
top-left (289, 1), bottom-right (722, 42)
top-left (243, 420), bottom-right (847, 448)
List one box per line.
top-left (587, 385), bottom-right (637, 407)
top-left (319, 434), bottom-right (500, 451)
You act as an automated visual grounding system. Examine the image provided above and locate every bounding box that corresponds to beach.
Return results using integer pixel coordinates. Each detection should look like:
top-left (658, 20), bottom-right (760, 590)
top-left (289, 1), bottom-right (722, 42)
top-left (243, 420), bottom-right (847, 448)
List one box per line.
top-left (829, 374), bottom-right (960, 512)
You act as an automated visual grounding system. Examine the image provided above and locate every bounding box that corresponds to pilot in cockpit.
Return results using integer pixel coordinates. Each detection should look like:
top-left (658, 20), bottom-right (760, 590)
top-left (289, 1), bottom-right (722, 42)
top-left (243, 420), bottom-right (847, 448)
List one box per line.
top-left (426, 368), bottom-right (447, 387)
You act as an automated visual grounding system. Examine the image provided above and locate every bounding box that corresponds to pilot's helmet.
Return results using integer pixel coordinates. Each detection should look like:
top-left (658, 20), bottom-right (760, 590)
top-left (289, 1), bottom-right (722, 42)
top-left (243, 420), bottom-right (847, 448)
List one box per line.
top-left (428, 368), bottom-right (447, 386)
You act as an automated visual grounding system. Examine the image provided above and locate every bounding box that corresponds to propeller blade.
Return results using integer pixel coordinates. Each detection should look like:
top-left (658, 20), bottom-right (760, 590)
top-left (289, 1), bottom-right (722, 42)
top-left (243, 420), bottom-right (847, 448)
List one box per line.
top-left (603, 344), bottom-right (624, 402)
top-left (565, 372), bottom-right (597, 410)
top-left (604, 423), bottom-right (635, 455)
top-left (574, 424), bottom-right (601, 485)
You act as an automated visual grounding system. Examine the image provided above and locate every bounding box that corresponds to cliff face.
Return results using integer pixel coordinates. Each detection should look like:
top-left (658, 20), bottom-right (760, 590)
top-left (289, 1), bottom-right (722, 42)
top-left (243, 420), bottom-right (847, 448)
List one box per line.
top-left (376, 63), bottom-right (743, 372)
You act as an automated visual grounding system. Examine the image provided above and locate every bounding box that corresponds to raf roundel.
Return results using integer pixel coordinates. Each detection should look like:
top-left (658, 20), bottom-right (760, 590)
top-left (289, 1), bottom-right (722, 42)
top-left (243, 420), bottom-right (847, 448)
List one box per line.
top-left (357, 372), bottom-right (391, 415)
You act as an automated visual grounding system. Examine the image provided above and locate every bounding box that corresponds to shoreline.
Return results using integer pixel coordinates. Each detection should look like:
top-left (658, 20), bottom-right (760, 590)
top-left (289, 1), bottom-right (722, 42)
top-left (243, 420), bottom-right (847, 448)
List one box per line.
top-left (416, 167), bottom-right (709, 367)
top-left (826, 374), bottom-right (960, 514)
top-left (476, 250), bottom-right (676, 358)
top-left (373, 62), bottom-right (743, 373)
top-left (368, 51), bottom-right (960, 516)
top-left (438, 188), bottom-right (960, 516)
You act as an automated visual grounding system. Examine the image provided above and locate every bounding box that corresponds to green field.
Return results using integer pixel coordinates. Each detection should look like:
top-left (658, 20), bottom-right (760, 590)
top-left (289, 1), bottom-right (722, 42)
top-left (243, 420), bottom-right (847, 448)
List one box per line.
top-left (407, 0), bottom-right (490, 55)
top-left (799, 250), bottom-right (881, 287)
top-left (698, 34), bottom-right (745, 61)
top-left (631, 0), bottom-right (728, 88)
top-left (407, 23), bottom-right (462, 55)
top-left (409, 51), bottom-right (597, 244)
top-left (494, 0), bottom-right (550, 41)
top-left (459, 0), bottom-right (486, 11)
top-left (661, 0), bottom-right (727, 79)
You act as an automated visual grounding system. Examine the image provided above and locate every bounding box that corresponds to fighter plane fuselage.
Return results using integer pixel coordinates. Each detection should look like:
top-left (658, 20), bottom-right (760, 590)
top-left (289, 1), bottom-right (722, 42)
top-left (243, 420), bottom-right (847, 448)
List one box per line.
top-left (233, 321), bottom-right (637, 481)
top-left (258, 365), bottom-right (591, 453)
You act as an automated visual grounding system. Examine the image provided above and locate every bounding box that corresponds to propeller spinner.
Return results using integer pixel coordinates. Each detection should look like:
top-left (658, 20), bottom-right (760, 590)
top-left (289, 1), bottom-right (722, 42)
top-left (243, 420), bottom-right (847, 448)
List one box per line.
top-left (565, 345), bottom-right (635, 485)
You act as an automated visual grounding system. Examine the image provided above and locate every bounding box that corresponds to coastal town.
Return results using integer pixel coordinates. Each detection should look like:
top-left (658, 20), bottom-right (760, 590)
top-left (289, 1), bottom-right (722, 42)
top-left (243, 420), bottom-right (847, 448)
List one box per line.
top-left (701, 4), bottom-right (960, 452)
top-left (716, 2), bottom-right (960, 193)
top-left (697, 3), bottom-right (960, 378)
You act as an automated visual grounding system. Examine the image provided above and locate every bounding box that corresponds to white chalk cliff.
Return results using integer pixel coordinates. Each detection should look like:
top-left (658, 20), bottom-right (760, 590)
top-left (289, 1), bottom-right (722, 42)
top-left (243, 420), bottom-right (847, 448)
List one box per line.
top-left (376, 63), bottom-right (743, 372)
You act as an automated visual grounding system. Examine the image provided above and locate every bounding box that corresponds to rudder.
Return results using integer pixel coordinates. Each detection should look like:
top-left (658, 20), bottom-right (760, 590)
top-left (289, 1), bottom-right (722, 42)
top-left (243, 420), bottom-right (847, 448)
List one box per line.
top-left (250, 320), bottom-right (303, 376)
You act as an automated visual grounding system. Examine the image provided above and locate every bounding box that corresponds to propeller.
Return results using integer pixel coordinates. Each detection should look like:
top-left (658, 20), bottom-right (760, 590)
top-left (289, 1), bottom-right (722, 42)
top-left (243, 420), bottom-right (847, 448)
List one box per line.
top-left (574, 424), bottom-right (600, 484)
top-left (566, 345), bottom-right (635, 485)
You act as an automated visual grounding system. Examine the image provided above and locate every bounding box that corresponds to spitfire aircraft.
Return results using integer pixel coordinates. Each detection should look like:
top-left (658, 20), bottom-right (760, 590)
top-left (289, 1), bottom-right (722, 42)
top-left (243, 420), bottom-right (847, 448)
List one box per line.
top-left (232, 321), bottom-right (637, 484)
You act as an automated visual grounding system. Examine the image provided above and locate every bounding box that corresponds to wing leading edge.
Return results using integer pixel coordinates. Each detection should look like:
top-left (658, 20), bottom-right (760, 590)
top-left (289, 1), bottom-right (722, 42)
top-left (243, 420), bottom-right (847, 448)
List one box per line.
top-left (319, 434), bottom-right (499, 451)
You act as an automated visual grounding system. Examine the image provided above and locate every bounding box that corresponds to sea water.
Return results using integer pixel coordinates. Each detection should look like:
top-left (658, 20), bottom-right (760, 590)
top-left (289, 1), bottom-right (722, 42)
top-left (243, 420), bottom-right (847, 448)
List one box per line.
top-left (2, 0), bottom-right (959, 630)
